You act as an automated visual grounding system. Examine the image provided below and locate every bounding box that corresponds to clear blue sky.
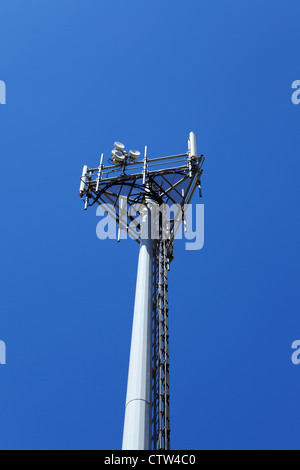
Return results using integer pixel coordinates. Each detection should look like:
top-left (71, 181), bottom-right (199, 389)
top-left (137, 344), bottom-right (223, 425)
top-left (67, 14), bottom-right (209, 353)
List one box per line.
top-left (0, 0), bottom-right (300, 450)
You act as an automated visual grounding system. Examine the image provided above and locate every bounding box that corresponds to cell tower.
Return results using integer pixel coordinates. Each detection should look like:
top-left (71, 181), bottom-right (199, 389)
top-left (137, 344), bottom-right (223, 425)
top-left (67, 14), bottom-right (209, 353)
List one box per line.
top-left (79, 132), bottom-right (204, 450)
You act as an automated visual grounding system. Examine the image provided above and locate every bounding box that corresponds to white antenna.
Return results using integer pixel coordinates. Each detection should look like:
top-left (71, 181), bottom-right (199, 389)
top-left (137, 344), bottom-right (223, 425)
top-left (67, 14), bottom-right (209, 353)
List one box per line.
top-left (112, 149), bottom-right (125, 165)
top-left (79, 165), bottom-right (88, 198)
top-left (189, 131), bottom-right (198, 159)
top-left (129, 149), bottom-right (141, 163)
top-left (114, 141), bottom-right (125, 151)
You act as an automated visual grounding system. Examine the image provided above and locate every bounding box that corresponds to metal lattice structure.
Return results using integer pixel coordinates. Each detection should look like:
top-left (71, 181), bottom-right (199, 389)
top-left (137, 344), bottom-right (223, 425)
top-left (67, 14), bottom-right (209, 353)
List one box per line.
top-left (152, 238), bottom-right (171, 450)
top-left (79, 132), bottom-right (204, 450)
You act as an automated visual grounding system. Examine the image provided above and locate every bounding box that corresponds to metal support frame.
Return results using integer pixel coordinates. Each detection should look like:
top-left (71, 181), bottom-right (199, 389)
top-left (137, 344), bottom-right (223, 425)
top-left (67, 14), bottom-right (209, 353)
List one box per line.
top-left (152, 235), bottom-right (171, 450)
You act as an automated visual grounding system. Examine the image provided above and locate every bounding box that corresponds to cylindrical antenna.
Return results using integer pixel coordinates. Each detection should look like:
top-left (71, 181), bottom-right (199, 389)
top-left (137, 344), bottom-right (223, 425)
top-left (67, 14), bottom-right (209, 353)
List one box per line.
top-left (79, 165), bottom-right (88, 197)
top-left (189, 131), bottom-right (198, 159)
top-left (188, 132), bottom-right (198, 178)
top-left (143, 146), bottom-right (148, 186)
top-left (96, 153), bottom-right (104, 192)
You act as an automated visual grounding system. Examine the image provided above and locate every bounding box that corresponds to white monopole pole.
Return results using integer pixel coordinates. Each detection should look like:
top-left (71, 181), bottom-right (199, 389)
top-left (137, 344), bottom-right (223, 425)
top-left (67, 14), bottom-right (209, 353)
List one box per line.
top-left (122, 205), bottom-right (153, 450)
